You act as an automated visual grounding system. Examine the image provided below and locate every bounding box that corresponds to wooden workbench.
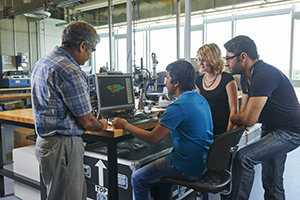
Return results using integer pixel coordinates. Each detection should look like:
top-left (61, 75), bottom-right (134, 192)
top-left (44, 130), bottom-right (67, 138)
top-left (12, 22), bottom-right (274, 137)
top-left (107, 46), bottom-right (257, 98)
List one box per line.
top-left (0, 87), bottom-right (31, 107)
top-left (0, 109), bottom-right (34, 124)
top-left (0, 109), bottom-right (157, 138)
top-left (0, 93), bottom-right (31, 101)
top-left (0, 108), bottom-right (157, 200)
top-left (0, 87), bottom-right (30, 92)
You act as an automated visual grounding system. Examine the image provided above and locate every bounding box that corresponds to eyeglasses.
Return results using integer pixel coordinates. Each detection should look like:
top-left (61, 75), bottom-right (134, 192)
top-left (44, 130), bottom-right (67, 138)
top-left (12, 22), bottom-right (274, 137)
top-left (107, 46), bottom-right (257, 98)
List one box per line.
top-left (196, 57), bottom-right (207, 63)
top-left (226, 53), bottom-right (241, 62)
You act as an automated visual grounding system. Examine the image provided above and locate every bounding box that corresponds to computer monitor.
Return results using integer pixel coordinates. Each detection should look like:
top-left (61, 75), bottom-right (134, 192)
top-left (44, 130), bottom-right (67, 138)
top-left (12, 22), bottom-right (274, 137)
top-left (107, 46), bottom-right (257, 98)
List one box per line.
top-left (95, 74), bottom-right (135, 115)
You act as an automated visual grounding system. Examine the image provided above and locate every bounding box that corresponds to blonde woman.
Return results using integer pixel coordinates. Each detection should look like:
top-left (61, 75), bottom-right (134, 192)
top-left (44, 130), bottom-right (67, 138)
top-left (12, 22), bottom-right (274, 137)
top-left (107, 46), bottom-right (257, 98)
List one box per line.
top-left (195, 43), bottom-right (238, 138)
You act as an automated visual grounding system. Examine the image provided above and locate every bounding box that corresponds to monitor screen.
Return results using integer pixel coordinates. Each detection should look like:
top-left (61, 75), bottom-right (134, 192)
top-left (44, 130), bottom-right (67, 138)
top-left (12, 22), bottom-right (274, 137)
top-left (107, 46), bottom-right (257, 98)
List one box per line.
top-left (97, 74), bottom-right (135, 114)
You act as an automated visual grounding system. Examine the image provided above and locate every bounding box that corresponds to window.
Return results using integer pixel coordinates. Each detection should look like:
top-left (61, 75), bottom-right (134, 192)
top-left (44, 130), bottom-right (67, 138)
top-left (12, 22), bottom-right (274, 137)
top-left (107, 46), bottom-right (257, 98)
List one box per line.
top-left (132, 31), bottom-right (146, 71)
top-left (95, 37), bottom-right (109, 73)
top-left (191, 16), bottom-right (203, 26)
top-left (236, 14), bottom-right (291, 77)
top-left (293, 19), bottom-right (300, 80)
top-left (191, 30), bottom-right (203, 57)
top-left (206, 21), bottom-right (232, 57)
top-left (117, 38), bottom-right (127, 72)
top-left (94, 4), bottom-right (295, 81)
top-left (150, 27), bottom-right (177, 72)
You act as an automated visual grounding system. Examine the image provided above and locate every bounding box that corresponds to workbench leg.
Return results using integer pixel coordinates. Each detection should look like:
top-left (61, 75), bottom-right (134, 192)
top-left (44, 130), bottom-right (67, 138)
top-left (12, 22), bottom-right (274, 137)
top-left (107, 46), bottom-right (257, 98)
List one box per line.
top-left (0, 127), bottom-right (6, 167)
top-left (107, 141), bottom-right (118, 200)
top-left (0, 123), bottom-right (5, 197)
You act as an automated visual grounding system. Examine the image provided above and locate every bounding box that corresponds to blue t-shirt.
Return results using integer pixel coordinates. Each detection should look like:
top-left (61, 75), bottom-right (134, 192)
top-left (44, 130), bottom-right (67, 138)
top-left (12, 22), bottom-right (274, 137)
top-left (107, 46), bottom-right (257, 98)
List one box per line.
top-left (159, 90), bottom-right (214, 176)
top-left (241, 60), bottom-right (300, 132)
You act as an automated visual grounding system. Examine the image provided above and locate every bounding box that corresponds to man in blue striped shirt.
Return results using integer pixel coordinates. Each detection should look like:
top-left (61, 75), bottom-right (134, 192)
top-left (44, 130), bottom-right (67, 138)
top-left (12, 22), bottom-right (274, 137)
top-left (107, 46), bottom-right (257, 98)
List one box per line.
top-left (31, 21), bottom-right (107, 200)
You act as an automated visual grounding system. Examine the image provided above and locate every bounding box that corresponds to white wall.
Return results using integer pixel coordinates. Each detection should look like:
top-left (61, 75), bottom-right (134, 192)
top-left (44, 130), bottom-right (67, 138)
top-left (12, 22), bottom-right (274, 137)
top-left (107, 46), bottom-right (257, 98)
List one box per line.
top-left (38, 18), bottom-right (66, 58)
top-left (37, 18), bottom-right (93, 70)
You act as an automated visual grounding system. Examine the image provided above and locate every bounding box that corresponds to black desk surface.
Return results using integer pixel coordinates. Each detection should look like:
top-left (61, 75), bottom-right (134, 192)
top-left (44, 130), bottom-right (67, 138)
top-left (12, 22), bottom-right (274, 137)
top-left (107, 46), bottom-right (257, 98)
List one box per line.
top-left (84, 134), bottom-right (173, 163)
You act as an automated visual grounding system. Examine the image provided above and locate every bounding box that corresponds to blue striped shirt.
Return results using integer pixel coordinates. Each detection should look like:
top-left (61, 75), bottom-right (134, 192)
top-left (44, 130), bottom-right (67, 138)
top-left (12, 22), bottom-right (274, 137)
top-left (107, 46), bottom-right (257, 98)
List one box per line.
top-left (31, 46), bottom-right (92, 137)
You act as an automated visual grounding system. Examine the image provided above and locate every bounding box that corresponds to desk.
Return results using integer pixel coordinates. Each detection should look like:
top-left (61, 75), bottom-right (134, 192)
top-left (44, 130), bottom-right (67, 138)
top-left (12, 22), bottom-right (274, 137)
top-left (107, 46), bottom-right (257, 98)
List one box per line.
top-left (0, 109), bottom-right (40, 199)
top-left (0, 87), bottom-right (31, 92)
top-left (0, 93), bottom-right (31, 101)
top-left (0, 109), bottom-right (157, 200)
top-left (0, 87), bottom-right (31, 106)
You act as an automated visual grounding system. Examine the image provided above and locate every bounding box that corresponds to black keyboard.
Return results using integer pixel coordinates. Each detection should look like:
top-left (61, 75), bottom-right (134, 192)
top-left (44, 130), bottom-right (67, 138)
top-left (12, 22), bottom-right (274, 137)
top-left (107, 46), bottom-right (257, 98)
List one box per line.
top-left (109, 113), bottom-right (159, 126)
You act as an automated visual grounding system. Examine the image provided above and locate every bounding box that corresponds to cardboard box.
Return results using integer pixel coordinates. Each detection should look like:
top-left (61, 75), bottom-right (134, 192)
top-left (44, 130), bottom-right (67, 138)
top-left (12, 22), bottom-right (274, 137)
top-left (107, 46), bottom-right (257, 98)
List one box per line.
top-left (14, 127), bottom-right (35, 148)
top-left (13, 145), bottom-right (40, 200)
top-left (0, 100), bottom-right (22, 110)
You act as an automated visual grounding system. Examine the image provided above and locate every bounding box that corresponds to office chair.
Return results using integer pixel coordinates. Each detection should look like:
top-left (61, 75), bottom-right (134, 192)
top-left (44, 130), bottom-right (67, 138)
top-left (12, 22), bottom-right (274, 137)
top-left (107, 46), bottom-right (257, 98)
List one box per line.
top-left (161, 126), bottom-right (246, 200)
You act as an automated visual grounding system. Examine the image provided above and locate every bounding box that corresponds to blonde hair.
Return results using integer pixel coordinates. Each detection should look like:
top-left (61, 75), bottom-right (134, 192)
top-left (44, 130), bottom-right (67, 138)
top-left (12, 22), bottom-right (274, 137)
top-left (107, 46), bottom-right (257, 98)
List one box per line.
top-left (197, 43), bottom-right (225, 74)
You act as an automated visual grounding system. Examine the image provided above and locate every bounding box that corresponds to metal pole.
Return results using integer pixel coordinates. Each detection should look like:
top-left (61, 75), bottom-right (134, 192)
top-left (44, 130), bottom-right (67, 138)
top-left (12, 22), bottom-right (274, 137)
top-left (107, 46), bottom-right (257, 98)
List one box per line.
top-left (108, 0), bottom-right (114, 71)
top-left (13, 19), bottom-right (17, 56)
top-left (184, 0), bottom-right (191, 61)
top-left (36, 21), bottom-right (40, 60)
top-left (176, 0), bottom-right (180, 60)
top-left (289, 5), bottom-right (295, 80)
top-left (28, 21), bottom-right (32, 71)
top-left (127, 0), bottom-right (133, 73)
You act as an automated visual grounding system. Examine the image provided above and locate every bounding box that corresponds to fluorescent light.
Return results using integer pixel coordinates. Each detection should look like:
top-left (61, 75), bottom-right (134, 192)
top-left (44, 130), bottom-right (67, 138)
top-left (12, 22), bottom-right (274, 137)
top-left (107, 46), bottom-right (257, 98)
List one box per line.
top-left (198, 0), bottom-right (300, 17)
top-left (24, 10), bottom-right (51, 19)
top-left (74, 0), bottom-right (129, 11)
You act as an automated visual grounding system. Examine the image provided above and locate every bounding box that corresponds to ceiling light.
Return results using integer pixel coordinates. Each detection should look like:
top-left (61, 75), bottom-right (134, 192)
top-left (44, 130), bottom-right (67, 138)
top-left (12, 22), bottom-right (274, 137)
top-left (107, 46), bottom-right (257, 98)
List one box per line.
top-left (24, 10), bottom-right (51, 19)
top-left (74, 0), bottom-right (129, 11)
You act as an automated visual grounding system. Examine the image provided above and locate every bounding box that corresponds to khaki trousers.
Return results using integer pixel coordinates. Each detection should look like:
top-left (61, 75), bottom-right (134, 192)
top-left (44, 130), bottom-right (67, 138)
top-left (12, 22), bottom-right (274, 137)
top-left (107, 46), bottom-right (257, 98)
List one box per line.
top-left (35, 134), bottom-right (86, 200)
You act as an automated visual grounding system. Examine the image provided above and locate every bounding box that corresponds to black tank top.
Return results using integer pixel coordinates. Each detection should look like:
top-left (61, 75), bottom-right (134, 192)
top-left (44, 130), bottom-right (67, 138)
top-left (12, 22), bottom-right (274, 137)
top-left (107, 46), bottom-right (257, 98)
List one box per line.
top-left (195, 72), bottom-right (234, 137)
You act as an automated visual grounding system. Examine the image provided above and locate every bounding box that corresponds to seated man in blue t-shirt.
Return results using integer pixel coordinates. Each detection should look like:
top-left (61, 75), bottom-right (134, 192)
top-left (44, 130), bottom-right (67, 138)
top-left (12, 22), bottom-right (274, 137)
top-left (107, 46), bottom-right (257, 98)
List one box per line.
top-left (112, 60), bottom-right (214, 200)
top-left (224, 35), bottom-right (300, 200)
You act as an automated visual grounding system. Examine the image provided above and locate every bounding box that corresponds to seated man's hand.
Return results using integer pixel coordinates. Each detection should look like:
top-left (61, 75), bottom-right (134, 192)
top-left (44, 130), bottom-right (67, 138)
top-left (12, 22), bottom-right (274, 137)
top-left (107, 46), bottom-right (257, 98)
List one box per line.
top-left (111, 117), bottom-right (128, 129)
top-left (157, 110), bottom-right (165, 118)
top-left (99, 118), bottom-right (108, 130)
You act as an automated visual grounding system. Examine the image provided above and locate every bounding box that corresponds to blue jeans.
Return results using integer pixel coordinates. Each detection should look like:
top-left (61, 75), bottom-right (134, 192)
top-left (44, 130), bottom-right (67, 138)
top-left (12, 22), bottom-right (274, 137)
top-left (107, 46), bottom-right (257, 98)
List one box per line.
top-left (131, 157), bottom-right (200, 200)
top-left (231, 129), bottom-right (300, 200)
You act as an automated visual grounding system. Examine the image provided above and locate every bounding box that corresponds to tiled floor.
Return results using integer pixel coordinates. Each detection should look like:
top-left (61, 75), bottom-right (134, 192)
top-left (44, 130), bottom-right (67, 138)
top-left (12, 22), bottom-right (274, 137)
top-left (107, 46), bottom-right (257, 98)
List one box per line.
top-left (1, 123), bottom-right (300, 200)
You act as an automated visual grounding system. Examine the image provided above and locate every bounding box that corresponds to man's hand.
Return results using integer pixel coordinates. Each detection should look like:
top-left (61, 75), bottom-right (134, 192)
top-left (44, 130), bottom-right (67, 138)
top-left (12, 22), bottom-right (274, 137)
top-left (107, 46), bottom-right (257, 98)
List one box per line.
top-left (157, 110), bottom-right (165, 118)
top-left (99, 118), bottom-right (108, 130)
top-left (76, 113), bottom-right (108, 132)
top-left (231, 97), bottom-right (267, 127)
top-left (111, 117), bottom-right (128, 129)
top-left (111, 117), bottom-right (171, 145)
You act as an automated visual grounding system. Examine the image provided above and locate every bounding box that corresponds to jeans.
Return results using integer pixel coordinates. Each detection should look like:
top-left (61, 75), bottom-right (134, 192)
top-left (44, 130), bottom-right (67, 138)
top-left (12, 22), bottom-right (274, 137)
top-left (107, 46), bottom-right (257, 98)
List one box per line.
top-left (231, 129), bottom-right (300, 200)
top-left (131, 157), bottom-right (200, 200)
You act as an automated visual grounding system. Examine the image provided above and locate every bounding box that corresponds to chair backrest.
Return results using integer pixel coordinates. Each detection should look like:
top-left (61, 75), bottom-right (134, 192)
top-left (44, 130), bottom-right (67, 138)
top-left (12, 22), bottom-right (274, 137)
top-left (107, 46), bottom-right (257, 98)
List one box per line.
top-left (206, 126), bottom-right (246, 171)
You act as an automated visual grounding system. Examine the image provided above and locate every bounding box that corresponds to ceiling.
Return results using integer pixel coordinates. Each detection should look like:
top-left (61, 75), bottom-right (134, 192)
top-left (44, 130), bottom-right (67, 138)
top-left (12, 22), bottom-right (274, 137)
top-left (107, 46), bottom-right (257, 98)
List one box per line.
top-left (1, 0), bottom-right (295, 28)
top-left (49, 0), bottom-right (262, 27)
